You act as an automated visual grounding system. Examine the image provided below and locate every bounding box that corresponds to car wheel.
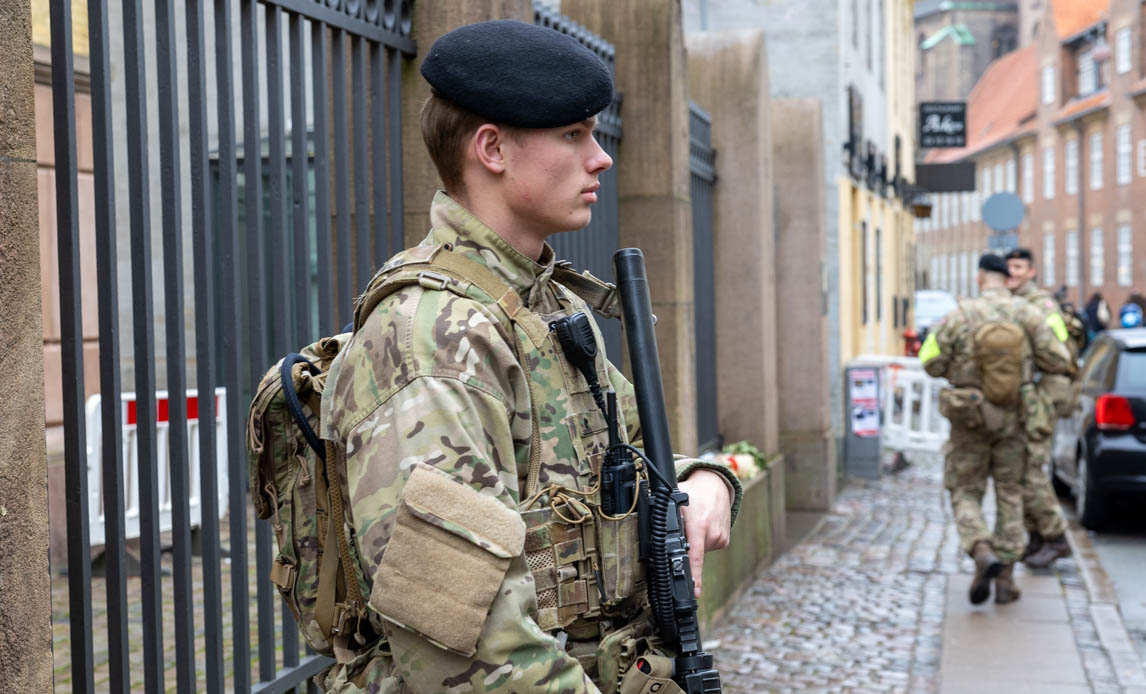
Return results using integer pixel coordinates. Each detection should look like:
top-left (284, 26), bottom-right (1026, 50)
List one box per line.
top-left (1051, 456), bottom-right (1072, 498)
top-left (1076, 448), bottom-right (1108, 531)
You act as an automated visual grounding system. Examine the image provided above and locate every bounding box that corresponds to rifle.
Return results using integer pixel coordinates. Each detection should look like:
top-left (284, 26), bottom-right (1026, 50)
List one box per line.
top-left (614, 248), bottom-right (721, 693)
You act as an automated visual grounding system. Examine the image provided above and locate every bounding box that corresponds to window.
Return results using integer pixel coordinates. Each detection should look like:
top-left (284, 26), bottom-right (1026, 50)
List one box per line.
top-left (1117, 27), bottom-right (1132, 74)
top-left (1044, 146), bottom-right (1056, 199)
top-left (1090, 131), bottom-right (1104, 190)
top-left (1066, 139), bottom-right (1079, 195)
top-left (1044, 232), bottom-right (1056, 287)
top-left (964, 252), bottom-right (973, 297)
top-left (1117, 125), bottom-right (1132, 185)
top-left (1079, 47), bottom-right (1097, 96)
top-left (1091, 227), bottom-right (1104, 287)
top-left (930, 256), bottom-right (939, 289)
top-left (1118, 224), bottom-right (1132, 286)
top-left (983, 167), bottom-right (992, 198)
top-left (862, 222), bottom-right (868, 324)
top-left (1023, 152), bottom-right (1034, 202)
top-left (994, 162), bottom-right (1004, 194)
top-left (1066, 230), bottom-right (1079, 287)
top-left (876, 227), bottom-right (882, 319)
top-left (1006, 158), bottom-right (1016, 192)
top-left (1139, 139), bottom-right (1146, 177)
top-left (1042, 64), bottom-right (1055, 104)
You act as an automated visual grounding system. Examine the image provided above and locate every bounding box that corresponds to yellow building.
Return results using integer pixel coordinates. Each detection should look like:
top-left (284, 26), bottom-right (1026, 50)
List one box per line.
top-left (838, 0), bottom-right (918, 361)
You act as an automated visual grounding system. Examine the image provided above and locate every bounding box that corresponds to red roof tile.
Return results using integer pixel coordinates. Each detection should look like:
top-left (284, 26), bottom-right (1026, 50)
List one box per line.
top-left (1051, 0), bottom-right (1108, 41)
top-left (1051, 91), bottom-right (1111, 124)
top-left (926, 45), bottom-right (1038, 164)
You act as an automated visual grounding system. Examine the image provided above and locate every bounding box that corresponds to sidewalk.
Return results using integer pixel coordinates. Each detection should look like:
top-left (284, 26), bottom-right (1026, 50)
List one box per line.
top-left (709, 452), bottom-right (1146, 694)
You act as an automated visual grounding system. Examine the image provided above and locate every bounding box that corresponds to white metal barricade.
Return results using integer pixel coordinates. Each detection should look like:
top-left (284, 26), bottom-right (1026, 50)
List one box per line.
top-left (84, 388), bottom-right (230, 547)
top-left (851, 355), bottom-right (950, 455)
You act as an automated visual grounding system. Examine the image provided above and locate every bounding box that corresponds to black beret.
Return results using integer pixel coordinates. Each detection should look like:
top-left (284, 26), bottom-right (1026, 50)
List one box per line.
top-left (420, 20), bottom-right (614, 128)
top-left (979, 253), bottom-right (1010, 276)
top-left (1004, 247), bottom-right (1033, 262)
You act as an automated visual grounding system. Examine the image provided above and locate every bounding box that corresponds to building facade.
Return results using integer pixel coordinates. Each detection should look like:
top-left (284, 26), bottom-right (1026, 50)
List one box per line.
top-left (915, 0), bottom-right (1019, 104)
top-left (922, 0), bottom-right (1146, 314)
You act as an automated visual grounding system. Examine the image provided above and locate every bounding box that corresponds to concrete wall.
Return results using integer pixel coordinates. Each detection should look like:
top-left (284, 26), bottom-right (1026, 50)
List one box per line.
top-left (686, 31), bottom-right (779, 456)
top-left (681, 0), bottom-right (844, 453)
top-left (772, 99), bottom-right (838, 511)
top-left (0, 0), bottom-right (52, 686)
top-left (562, 0), bottom-right (700, 453)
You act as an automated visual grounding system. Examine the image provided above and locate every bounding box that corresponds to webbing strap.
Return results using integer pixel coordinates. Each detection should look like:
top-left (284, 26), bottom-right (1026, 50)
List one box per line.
top-left (552, 264), bottom-right (621, 320)
top-left (429, 251), bottom-right (551, 348)
top-left (315, 440), bottom-right (364, 638)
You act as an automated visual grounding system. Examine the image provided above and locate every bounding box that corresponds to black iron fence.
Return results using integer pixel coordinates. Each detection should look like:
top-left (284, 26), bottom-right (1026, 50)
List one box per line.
top-left (47, 0), bottom-right (415, 692)
top-left (689, 102), bottom-right (720, 452)
top-left (534, 1), bottom-right (624, 362)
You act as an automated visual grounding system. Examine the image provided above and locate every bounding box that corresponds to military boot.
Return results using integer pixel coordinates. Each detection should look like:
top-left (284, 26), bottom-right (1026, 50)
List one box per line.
top-left (969, 540), bottom-right (1002, 605)
top-left (1021, 531), bottom-right (1044, 561)
top-left (995, 564), bottom-right (1022, 604)
top-left (1024, 534), bottom-right (1071, 569)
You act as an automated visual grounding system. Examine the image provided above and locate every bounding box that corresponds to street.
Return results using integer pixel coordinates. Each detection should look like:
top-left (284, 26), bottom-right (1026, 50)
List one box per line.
top-left (710, 454), bottom-right (1146, 693)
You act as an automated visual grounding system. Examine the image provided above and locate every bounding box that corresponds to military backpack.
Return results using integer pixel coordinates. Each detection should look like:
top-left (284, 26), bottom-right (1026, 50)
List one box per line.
top-left (246, 244), bottom-right (621, 661)
top-left (972, 320), bottom-right (1026, 406)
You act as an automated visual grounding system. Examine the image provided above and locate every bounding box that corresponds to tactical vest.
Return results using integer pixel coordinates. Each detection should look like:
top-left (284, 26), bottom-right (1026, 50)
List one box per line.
top-left (350, 243), bottom-right (648, 663)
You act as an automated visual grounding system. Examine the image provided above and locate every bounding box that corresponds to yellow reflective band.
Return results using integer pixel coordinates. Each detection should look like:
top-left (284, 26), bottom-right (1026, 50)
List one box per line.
top-left (1046, 312), bottom-right (1069, 343)
top-left (918, 332), bottom-right (941, 364)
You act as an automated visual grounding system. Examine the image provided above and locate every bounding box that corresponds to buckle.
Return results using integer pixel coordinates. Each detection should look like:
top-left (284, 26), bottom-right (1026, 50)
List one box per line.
top-left (417, 271), bottom-right (451, 291)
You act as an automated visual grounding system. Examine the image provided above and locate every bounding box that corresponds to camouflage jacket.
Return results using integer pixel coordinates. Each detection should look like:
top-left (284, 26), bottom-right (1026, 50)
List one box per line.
top-left (1013, 280), bottom-right (1079, 363)
top-left (320, 192), bottom-right (742, 693)
top-left (920, 287), bottom-right (1072, 392)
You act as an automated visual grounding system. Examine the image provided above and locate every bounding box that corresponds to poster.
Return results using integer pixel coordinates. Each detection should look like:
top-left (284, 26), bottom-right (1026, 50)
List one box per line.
top-left (849, 368), bottom-right (880, 438)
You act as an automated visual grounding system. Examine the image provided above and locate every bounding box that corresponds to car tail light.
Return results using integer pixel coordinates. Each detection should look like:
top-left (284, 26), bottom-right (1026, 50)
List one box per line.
top-left (1096, 394), bottom-right (1136, 431)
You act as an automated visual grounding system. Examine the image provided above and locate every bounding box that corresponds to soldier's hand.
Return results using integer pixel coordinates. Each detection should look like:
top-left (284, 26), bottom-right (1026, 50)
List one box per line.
top-left (677, 469), bottom-right (733, 598)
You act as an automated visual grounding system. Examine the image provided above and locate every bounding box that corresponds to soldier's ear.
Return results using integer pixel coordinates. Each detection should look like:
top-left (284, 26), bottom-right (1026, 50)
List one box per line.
top-left (472, 124), bottom-right (508, 175)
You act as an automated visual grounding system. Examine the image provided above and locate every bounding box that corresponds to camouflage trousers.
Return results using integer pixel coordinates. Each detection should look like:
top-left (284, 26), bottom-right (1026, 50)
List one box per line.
top-left (943, 418), bottom-right (1027, 564)
top-left (1023, 437), bottom-right (1066, 538)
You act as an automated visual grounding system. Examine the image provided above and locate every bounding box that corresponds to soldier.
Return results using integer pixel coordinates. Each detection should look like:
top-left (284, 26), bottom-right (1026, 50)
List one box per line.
top-left (920, 254), bottom-right (1072, 605)
top-left (1005, 248), bottom-right (1077, 568)
top-left (318, 20), bottom-right (741, 693)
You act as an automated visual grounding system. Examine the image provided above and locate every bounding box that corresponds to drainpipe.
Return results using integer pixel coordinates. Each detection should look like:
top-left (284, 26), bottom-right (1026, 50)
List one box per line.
top-left (1075, 121), bottom-right (1087, 309)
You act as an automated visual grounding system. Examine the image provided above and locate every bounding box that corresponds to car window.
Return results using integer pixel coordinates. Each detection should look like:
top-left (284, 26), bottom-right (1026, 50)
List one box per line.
top-left (1115, 350), bottom-right (1146, 393)
top-left (1080, 341), bottom-right (1114, 392)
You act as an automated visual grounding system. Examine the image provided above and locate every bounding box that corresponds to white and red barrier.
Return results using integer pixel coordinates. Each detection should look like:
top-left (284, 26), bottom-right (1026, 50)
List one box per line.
top-left (849, 355), bottom-right (950, 455)
top-left (84, 388), bottom-right (229, 547)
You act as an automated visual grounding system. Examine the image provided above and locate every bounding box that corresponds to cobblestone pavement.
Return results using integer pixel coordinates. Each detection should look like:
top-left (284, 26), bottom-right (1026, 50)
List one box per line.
top-left (708, 453), bottom-right (1146, 694)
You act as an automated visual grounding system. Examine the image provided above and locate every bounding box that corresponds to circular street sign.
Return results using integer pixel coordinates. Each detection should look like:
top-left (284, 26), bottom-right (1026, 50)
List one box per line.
top-left (982, 192), bottom-right (1025, 232)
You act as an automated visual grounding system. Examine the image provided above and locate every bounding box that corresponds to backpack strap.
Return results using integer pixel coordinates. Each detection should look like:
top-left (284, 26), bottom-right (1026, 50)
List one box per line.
top-left (552, 261), bottom-right (622, 320)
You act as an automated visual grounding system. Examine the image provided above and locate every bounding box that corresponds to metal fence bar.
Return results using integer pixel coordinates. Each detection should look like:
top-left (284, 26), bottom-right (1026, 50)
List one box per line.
top-left (371, 42), bottom-right (388, 268)
top-left (155, 0), bottom-right (197, 688)
top-left (257, 2), bottom-right (284, 678)
top-left (123, 0), bottom-right (167, 686)
top-left (267, 4), bottom-right (291, 357)
top-left (332, 29), bottom-right (353, 325)
top-left (688, 102), bottom-right (719, 452)
top-left (352, 36), bottom-right (370, 292)
top-left (48, 0), bottom-right (94, 690)
top-left (312, 23), bottom-right (335, 335)
top-left (290, 12), bottom-right (312, 350)
top-left (387, 47), bottom-right (404, 256)
top-left (85, 0), bottom-right (130, 688)
top-left (228, 0), bottom-right (258, 688)
top-left (251, 655), bottom-right (333, 694)
top-left (262, 0), bottom-right (415, 53)
top-left (187, 0), bottom-right (226, 689)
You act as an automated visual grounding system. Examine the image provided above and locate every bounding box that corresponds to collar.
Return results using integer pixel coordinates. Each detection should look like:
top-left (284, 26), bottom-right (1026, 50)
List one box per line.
top-left (1013, 280), bottom-right (1038, 298)
top-left (422, 191), bottom-right (556, 307)
top-left (982, 287), bottom-right (1012, 299)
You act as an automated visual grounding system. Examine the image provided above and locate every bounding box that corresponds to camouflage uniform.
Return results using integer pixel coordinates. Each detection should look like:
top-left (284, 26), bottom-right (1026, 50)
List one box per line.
top-left (920, 287), bottom-right (1072, 564)
top-left (1012, 279), bottom-right (1074, 539)
top-left (319, 192), bottom-right (742, 693)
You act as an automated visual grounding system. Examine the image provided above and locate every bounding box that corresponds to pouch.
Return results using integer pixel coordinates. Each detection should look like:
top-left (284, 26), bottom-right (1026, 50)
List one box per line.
top-left (619, 654), bottom-right (683, 694)
top-left (1021, 382), bottom-right (1054, 440)
top-left (369, 463), bottom-right (525, 657)
top-left (938, 387), bottom-right (986, 430)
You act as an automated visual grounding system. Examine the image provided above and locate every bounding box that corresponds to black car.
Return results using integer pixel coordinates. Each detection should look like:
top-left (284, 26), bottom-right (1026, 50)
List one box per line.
top-left (1051, 328), bottom-right (1146, 530)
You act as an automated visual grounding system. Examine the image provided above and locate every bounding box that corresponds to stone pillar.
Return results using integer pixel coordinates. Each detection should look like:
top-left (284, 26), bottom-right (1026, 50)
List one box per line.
top-left (772, 99), bottom-right (837, 511)
top-left (400, 0), bottom-right (533, 248)
top-left (561, 0), bottom-right (699, 453)
top-left (0, 0), bottom-right (52, 688)
top-left (686, 31), bottom-right (779, 456)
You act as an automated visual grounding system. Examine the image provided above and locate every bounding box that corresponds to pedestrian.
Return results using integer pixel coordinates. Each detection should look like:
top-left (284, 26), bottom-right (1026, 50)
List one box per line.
top-left (920, 254), bottom-right (1072, 605)
top-left (317, 20), bottom-right (740, 693)
top-left (1083, 292), bottom-right (1111, 341)
top-left (1119, 301), bottom-right (1144, 328)
top-left (1004, 248), bottom-right (1077, 568)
